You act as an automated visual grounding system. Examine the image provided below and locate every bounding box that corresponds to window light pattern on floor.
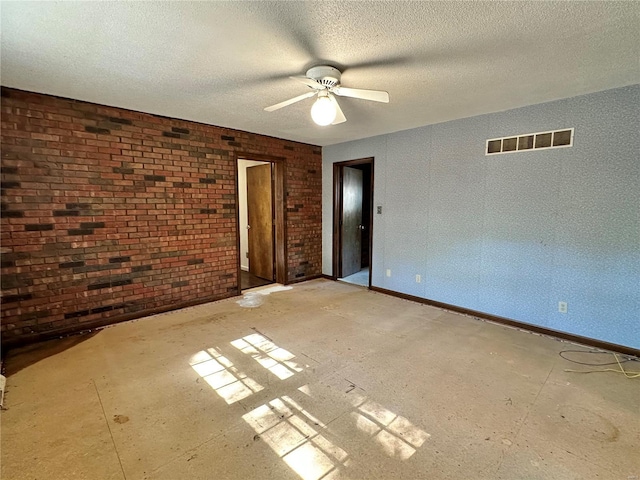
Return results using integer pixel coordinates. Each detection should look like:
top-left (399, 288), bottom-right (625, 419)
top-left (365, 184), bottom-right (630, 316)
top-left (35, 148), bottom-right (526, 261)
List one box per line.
top-left (231, 333), bottom-right (306, 380)
top-left (189, 347), bottom-right (263, 404)
top-left (350, 394), bottom-right (429, 460)
top-left (300, 385), bottom-right (430, 461)
top-left (243, 396), bottom-right (349, 480)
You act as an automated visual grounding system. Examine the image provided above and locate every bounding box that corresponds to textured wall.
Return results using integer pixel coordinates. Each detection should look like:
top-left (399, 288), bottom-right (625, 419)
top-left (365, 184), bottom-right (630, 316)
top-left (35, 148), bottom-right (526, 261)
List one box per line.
top-left (1, 88), bottom-right (322, 344)
top-left (323, 85), bottom-right (640, 349)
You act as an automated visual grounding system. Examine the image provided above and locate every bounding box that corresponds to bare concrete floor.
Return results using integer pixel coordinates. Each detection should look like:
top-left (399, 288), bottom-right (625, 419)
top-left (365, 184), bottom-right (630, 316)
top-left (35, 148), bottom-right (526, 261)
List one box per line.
top-left (2, 279), bottom-right (639, 480)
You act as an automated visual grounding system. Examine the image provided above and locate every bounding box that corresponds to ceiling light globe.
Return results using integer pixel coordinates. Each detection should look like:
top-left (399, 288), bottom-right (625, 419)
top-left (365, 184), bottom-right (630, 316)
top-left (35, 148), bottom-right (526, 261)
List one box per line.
top-left (311, 96), bottom-right (336, 126)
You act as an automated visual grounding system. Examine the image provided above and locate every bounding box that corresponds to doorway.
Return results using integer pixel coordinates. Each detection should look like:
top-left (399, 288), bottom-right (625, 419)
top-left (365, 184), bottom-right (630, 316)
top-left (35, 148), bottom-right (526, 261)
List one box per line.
top-left (333, 158), bottom-right (374, 287)
top-left (237, 155), bottom-right (286, 292)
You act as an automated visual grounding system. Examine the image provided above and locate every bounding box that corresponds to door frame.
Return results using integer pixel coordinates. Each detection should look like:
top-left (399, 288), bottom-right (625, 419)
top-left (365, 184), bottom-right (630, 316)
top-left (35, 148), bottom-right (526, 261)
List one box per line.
top-left (235, 153), bottom-right (287, 294)
top-left (332, 157), bottom-right (374, 287)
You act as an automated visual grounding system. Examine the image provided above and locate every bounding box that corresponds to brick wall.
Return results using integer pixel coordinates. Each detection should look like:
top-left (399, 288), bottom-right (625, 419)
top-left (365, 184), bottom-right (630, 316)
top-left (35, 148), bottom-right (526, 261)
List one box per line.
top-left (1, 88), bottom-right (322, 345)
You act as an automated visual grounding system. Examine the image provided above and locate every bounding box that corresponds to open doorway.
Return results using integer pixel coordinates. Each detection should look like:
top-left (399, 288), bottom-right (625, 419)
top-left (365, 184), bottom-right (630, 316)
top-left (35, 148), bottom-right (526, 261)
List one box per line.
top-left (237, 156), bottom-right (286, 291)
top-left (332, 158), bottom-right (374, 287)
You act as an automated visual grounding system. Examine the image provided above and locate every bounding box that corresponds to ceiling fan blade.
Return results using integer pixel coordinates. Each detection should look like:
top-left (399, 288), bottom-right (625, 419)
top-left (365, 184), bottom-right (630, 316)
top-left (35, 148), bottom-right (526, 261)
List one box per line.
top-left (332, 86), bottom-right (389, 103)
top-left (290, 76), bottom-right (324, 90)
top-left (330, 95), bottom-right (346, 125)
top-left (264, 91), bottom-right (316, 112)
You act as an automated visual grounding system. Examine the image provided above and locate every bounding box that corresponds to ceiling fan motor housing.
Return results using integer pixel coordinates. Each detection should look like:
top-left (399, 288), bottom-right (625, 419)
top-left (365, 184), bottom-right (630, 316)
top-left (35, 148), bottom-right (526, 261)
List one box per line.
top-left (306, 65), bottom-right (341, 88)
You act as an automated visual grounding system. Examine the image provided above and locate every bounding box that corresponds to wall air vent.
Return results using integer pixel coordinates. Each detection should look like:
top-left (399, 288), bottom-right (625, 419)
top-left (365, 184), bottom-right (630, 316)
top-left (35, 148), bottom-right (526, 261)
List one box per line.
top-left (486, 128), bottom-right (574, 156)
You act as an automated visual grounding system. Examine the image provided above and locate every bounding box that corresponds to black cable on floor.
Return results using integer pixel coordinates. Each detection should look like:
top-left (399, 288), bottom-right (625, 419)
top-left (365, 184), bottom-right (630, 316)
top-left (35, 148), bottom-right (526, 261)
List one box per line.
top-left (559, 349), bottom-right (638, 366)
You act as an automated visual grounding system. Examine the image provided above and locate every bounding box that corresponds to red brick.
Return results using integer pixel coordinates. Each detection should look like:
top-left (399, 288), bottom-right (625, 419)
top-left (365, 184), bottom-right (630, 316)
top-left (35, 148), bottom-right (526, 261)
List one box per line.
top-left (1, 87), bottom-right (322, 345)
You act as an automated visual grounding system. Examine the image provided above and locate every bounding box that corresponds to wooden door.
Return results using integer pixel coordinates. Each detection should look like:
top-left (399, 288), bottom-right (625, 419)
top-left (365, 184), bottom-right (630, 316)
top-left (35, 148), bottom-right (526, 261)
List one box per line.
top-left (247, 164), bottom-right (274, 280)
top-left (341, 166), bottom-right (363, 277)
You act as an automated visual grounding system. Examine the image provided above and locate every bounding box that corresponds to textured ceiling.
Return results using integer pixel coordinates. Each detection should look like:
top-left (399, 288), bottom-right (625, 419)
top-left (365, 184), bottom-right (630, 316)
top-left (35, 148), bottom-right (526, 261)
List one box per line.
top-left (2, 1), bottom-right (639, 146)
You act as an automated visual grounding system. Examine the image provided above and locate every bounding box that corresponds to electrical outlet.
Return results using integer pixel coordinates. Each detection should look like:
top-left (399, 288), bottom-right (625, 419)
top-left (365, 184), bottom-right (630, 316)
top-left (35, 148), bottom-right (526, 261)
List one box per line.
top-left (386, 269), bottom-right (391, 277)
top-left (415, 274), bottom-right (421, 283)
top-left (377, 206), bottom-right (382, 214)
top-left (558, 301), bottom-right (568, 314)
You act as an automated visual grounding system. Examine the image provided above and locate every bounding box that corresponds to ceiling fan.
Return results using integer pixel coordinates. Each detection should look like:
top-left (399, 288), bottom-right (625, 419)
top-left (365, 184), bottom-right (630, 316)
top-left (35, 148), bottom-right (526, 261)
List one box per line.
top-left (264, 65), bottom-right (390, 126)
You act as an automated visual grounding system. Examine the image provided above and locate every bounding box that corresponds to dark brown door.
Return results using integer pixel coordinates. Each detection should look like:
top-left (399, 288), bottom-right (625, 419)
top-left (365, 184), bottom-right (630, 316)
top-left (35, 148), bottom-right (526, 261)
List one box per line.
top-left (247, 164), bottom-right (274, 280)
top-left (341, 166), bottom-right (363, 277)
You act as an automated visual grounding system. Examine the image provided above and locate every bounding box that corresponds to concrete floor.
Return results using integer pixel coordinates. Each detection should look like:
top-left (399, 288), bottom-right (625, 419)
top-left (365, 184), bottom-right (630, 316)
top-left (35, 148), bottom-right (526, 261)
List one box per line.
top-left (2, 279), bottom-right (639, 480)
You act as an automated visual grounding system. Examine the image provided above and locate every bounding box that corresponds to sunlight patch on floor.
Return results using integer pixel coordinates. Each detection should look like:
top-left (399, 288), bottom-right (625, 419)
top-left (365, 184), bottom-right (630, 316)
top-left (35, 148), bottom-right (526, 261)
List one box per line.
top-left (301, 384), bottom-right (430, 460)
top-left (231, 333), bottom-right (306, 380)
top-left (189, 347), bottom-right (263, 404)
top-left (350, 395), bottom-right (430, 459)
top-left (252, 284), bottom-right (294, 295)
top-left (243, 397), bottom-right (349, 480)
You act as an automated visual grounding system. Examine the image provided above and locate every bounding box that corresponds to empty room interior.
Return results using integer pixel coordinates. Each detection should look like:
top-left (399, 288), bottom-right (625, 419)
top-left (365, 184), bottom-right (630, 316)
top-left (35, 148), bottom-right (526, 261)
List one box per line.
top-left (1, 3), bottom-right (639, 480)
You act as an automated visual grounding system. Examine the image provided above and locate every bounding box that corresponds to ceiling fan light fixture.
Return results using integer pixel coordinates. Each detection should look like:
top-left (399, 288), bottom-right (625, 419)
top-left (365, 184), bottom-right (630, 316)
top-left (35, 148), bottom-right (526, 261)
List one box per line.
top-left (310, 93), bottom-right (336, 126)
top-left (264, 64), bottom-right (389, 126)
